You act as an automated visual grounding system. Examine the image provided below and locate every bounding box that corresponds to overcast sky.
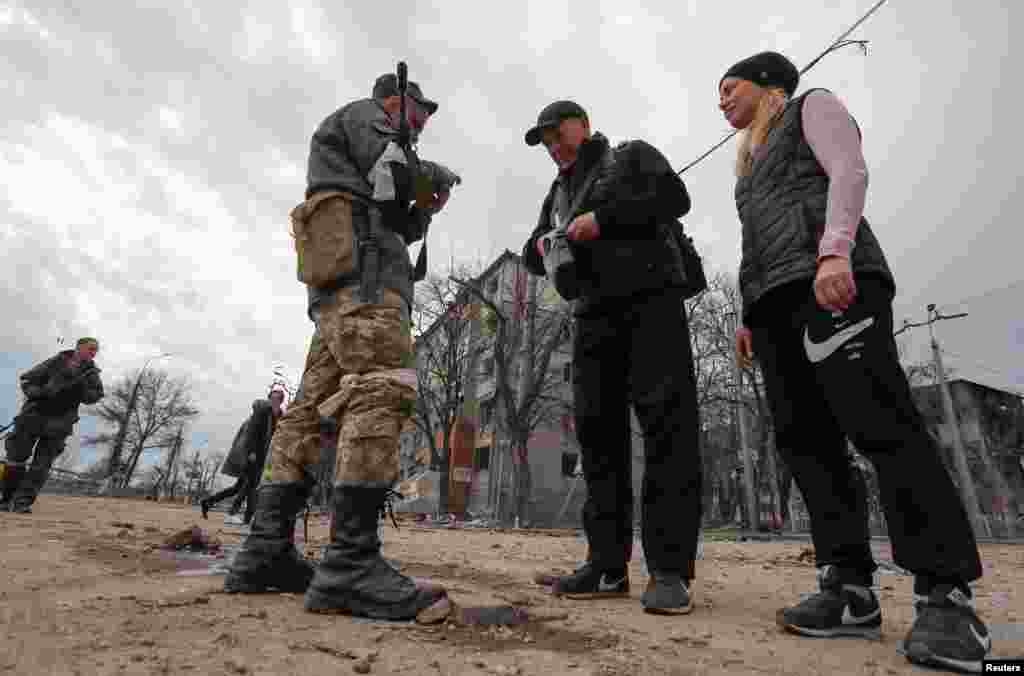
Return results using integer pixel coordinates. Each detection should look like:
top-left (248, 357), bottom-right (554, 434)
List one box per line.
top-left (2, 1), bottom-right (1022, 474)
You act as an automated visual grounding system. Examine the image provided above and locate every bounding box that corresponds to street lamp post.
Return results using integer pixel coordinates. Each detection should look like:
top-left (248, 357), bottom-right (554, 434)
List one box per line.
top-left (110, 353), bottom-right (173, 487)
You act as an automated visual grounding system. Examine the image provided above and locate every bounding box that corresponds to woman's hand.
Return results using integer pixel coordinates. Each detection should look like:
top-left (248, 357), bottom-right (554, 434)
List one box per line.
top-left (814, 256), bottom-right (857, 312)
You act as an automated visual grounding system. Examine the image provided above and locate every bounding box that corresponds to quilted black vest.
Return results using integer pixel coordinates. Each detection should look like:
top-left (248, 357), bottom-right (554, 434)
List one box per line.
top-left (734, 89), bottom-right (893, 322)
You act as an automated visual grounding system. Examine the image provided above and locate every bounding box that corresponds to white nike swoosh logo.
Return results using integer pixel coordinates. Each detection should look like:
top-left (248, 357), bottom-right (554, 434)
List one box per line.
top-left (804, 317), bottom-right (875, 364)
top-left (598, 575), bottom-right (625, 592)
top-left (968, 623), bottom-right (991, 652)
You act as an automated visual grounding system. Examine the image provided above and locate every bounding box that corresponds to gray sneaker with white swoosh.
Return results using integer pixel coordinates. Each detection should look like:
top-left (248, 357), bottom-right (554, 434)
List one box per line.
top-left (552, 562), bottom-right (629, 599)
top-left (641, 572), bottom-right (693, 615)
top-left (901, 586), bottom-right (991, 674)
top-left (777, 565), bottom-right (882, 639)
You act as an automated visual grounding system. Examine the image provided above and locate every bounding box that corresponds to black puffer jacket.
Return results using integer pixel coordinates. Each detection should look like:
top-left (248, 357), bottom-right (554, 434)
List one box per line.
top-left (522, 133), bottom-right (692, 315)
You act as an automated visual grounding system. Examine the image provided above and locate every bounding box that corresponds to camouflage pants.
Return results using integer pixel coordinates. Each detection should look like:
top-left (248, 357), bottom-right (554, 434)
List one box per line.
top-left (269, 287), bottom-right (415, 488)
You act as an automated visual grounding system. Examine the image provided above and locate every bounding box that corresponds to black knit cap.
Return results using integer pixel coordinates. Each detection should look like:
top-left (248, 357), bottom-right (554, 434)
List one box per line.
top-left (524, 100), bottom-right (588, 146)
top-left (373, 73), bottom-right (439, 114)
top-left (720, 51), bottom-right (800, 96)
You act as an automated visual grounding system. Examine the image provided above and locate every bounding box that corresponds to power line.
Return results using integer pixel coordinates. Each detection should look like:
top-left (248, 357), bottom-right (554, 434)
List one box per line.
top-left (676, 0), bottom-right (889, 175)
top-left (894, 306), bottom-right (967, 337)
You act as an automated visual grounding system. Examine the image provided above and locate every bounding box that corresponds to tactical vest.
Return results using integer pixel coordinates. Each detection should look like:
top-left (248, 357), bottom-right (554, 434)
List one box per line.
top-left (734, 89), bottom-right (893, 323)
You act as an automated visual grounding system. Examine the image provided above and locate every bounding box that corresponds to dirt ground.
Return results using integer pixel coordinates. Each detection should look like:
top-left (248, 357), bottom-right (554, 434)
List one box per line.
top-left (1, 496), bottom-right (1021, 675)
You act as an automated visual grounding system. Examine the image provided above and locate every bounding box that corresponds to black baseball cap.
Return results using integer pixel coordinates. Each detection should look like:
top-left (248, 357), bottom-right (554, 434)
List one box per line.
top-left (524, 100), bottom-right (588, 146)
top-left (373, 73), bottom-right (439, 114)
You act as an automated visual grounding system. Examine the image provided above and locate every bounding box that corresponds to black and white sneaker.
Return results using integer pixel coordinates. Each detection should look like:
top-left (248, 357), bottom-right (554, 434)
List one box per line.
top-left (777, 565), bottom-right (882, 639)
top-left (901, 586), bottom-right (990, 674)
top-left (641, 572), bottom-right (693, 615)
top-left (552, 562), bottom-right (629, 599)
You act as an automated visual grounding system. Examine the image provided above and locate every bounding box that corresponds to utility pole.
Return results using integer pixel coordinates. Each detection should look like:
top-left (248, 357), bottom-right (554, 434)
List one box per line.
top-left (895, 305), bottom-right (989, 537)
top-left (109, 374), bottom-right (143, 480)
top-left (729, 311), bottom-right (759, 532)
top-left (161, 425), bottom-right (185, 498)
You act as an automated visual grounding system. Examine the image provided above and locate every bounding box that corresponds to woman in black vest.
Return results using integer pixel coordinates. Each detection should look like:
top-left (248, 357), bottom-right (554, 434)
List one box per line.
top-left (717, 51), bottom-right (990, 673)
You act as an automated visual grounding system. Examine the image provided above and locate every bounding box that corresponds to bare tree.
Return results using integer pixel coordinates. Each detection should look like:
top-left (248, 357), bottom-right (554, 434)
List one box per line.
top-left (683, 272), bottom-right (786, 527)
top-left (178, 446), bottom-right (224, 502)
top-left (453, 263), bottom-right (572, 525)
top-left (83, 368), bottom-right (199, 487)
top-left (152, 425), bottom-right (186, 498)
top-left (411, 264), bottom-right (486, 514)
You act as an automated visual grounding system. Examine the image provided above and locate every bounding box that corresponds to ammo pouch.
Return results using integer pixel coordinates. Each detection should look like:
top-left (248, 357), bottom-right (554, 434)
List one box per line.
top-left (290, 191), bottom-right (357, 287)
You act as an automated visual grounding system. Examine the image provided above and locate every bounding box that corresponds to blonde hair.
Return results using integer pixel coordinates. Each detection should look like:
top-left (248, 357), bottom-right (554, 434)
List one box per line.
top-left (735, 86), bottom-right (789, 177)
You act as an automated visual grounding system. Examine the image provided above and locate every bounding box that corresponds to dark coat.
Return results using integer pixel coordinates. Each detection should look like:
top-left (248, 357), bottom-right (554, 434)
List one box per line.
top-left (18, 351), bottom-right (104, 437)
top-left (221, 400), bottom-right (276, 478)
top-left (521, 132), bottom-right (692, 315)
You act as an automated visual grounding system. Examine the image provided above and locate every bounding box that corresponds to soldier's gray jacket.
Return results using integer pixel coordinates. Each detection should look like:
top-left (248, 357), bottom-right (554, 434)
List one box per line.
top-left (734, 89), bottom-right (894, 324)
top-left (304, 97), bottom-right (455, 315)
top-left (18, 350), bottom-right (104, 437)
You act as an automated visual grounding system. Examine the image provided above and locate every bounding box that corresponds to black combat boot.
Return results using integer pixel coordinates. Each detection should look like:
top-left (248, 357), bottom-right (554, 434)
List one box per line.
top-left (304, 486), bottom-right (447, 621)
top-left (9, 462), bottom-right (46, 513)
top-left (223, 483), bottom-right (315, 593)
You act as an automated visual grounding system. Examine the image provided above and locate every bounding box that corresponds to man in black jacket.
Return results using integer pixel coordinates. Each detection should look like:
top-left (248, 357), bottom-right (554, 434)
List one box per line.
top-left (521, 101), bottom-right (702, 615)
top-left (2, 337), bottom-right (104, 513)
top-left (200, 388), bottom-right (285, 525)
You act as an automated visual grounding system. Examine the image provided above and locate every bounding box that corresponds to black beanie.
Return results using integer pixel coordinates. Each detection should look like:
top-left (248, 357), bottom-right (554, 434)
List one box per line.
top-left (720, 51), bottom-right (800, 96)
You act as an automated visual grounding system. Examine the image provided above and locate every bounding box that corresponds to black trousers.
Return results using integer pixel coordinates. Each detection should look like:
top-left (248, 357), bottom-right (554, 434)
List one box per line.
top-left (749, 276), bottom-right (982, 585)
top-left (206, 466), bottom-right (261, 521)
top-left (2, 414), bottom-right (66, 509)
top-left (573, 289), bottom-right (702, 579)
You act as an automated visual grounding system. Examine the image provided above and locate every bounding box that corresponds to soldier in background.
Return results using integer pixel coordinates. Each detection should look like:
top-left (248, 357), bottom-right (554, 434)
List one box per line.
top-left (200, 388), bottom-right (285, 525)
top-left (2, 338), bottom-right (104, 513)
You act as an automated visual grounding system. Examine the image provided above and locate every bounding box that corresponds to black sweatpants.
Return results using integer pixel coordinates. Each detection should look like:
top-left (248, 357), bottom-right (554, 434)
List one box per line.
top-left (749, 275), bottom-right (982, 586)
top-left (573, 289), bottom-right (702, 579)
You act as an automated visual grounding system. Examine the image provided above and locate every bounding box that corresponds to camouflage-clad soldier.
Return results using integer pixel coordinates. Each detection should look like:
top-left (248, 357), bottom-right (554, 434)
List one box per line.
top-left (2, 337), bottom-right (104, 513)
top-left (224, 71), bottom-right (459, 622)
